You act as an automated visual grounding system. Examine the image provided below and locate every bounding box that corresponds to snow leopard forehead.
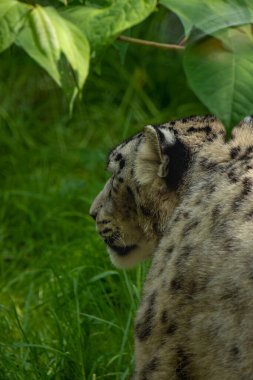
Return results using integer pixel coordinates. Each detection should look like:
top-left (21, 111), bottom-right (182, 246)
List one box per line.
top-left (107, 132), bottom-right (144, 173)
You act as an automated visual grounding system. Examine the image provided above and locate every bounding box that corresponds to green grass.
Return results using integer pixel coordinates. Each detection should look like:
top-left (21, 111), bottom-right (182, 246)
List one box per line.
top-left (0, 41), bottom-right (206, 379)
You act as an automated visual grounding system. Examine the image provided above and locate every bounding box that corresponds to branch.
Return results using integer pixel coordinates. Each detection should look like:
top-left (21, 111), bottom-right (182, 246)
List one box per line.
top-left (118, 35), bottom-right (185, 51)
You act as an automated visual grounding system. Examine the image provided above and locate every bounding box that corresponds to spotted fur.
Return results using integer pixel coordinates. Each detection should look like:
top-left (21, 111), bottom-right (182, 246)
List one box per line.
top-left (90, 115), bottom-right (253, 379)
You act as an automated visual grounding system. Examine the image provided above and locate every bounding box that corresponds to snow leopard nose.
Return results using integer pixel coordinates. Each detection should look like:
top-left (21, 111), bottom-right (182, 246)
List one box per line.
top-left (89, 193), bottom-right (102, 220)
top-left (89, 208), bottom-right (98, 220)
top-left (89, 201), bottom-right (98, 220)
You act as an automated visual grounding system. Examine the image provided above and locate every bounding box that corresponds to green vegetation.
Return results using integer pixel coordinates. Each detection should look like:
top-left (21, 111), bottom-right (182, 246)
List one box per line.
top-left (1, 1), bottom-right (253, 129)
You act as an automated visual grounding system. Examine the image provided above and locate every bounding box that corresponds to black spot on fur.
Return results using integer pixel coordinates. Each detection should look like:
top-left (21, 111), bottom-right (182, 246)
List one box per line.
top-left (212, 204), bottom-right (221, 222)
top-left (166, 323), bottom-right (178, 335)
top-left (147, 357), bottom-right (159, 371)
top-left (173, 210), bottom-right (183, 223)
top-left (126, 186), bottom-right (134, 198)
top-left (176, 347), bottom-right (191, 380)
top-left (115, 153), bottom-right (122, 161)
top-left (194, 198), bottom-right (202, 206)
top-left (187, 125), bottom-right (212, 134)
top-left (207, 183), bottom-right (216, 195)
top-left (140, 357), bottom-right (159, 380)
top-left (204, 125), bottom-right (212, 134)
top-left (182, 220), bottom-right (199, 237)
top-left (182, 245), bottom-right (193, 256)
top-left (239, 146), bottom-right (253, 161)
top-left (135, 292), bottom-right (156, 341)
top-left (230, 345), bottom-right (240, 358)
top-left (242, 177), bottom-right (252, 196)
top-left (119, 158), bottom-right (125, 169)
top-left (161, 310), bottom-right (169, 324)
top-left (233, 177), bottom-right (252, 211)
top-left (230, 146), bottom-right (241, 159)
top-left (118, 177), bottom-right (124, 183)
top-left (171, 276), bottom-right (182, 292)
top-left (167, 245), bottom-right (174, 254)
top-left (207, 133), bottom-right (218, 142)
top-left (246, 146), bottom-right (253, 154)
top-left (140, 205), bottom-right (152, 217)
top-left (165, 139), bottom-right (191, 191)
top-left (152, 221), bottom-right (160, 236)
top-left (239, 155), bottom-right (250, 162)
top-left (228, 169), bottom-right (239, 183)
top-left (176, 245), bottom-right (193, 266)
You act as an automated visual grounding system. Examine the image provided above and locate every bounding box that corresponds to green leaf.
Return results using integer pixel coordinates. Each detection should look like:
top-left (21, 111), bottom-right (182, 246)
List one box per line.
top-left (160, 0), bottom-right (253, 37)
top-left (184, 26), bottom-right (253, 131)
top-left (0, 0), bottom-right (30, 53)
top-left (61, 0), bottom-right (156, 55)
top-left (16, 5), bottom-right (90, 107)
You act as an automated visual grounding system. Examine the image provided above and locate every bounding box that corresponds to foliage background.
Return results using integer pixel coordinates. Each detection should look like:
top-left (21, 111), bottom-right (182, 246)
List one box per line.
top-left (0, 3), bottom-right (246, 379)
top-left (3, 0), bottom-right (253, 130)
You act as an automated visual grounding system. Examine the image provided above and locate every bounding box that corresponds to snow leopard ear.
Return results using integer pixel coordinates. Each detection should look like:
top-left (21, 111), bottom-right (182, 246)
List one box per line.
top-left (135, 125), bottom-right (190, 190)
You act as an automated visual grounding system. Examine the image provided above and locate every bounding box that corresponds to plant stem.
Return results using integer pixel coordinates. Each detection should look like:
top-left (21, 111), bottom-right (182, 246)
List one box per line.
top-left (118, 35), bottom-right (185, 51)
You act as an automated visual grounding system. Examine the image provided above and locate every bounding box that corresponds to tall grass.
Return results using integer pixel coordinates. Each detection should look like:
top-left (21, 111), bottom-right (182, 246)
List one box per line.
top-left (0, 30), bottom-right (205, 379)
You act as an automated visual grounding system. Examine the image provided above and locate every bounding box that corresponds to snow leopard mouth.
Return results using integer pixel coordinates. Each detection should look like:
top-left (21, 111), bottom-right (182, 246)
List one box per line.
top-left (104, 238), bottom-right (138, 256)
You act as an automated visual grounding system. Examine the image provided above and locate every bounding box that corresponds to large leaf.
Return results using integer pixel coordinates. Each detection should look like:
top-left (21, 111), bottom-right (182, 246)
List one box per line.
top-left (0, 0), bottom-right (30, 53)
top-left (184, 26), bottom-right (253, 131)
top-left (16, 5), bottom-right (90, 106)
top-left (61, 0), bottom-right (156, 54)
top-left (160, 0), bottom-right (253, 37)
